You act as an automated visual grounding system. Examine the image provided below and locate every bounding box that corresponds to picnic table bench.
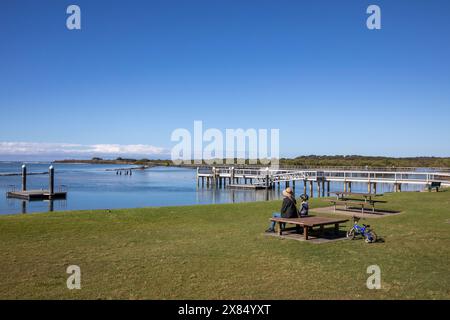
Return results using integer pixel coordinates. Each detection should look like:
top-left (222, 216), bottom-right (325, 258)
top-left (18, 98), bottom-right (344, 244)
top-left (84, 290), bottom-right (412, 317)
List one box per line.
top-left (331, 191), bottom-right (379, 202)
top-left (325, 199), bottom-right (385, 213)
top-left (269, 216), bottom-right (349, 240)
top-left (428, 182), bottom-right (441, 192)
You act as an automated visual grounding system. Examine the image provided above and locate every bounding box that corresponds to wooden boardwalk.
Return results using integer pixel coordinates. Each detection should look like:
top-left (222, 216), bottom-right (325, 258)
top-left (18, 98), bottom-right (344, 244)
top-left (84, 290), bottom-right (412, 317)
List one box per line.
top-left (196, 166), bottom-right (450, 197)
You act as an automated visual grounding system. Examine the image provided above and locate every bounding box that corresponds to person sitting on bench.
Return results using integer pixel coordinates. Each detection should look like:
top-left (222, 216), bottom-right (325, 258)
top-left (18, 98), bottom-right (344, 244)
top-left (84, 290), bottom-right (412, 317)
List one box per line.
top-left (266, 187), bottom-right (298, 233)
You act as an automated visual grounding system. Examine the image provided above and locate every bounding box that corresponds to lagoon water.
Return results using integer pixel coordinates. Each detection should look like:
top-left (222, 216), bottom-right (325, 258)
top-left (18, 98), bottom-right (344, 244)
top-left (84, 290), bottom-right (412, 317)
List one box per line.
top-left (0, 162), bottom-right (422, 215)
top-left (0, 162), bottom-right (281, 215)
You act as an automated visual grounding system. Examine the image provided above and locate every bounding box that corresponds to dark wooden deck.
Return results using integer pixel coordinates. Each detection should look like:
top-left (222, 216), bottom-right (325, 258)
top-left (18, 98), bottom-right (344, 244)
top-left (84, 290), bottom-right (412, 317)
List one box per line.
top-left (6, 190), bottom-right (67, 200)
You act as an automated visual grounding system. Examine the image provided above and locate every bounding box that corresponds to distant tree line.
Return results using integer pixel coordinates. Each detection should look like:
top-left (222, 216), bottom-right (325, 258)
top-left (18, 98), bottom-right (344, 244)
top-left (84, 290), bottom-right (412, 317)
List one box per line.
top-left (280, 155), bottom-right (450, 168)
top-left (54, 155), bottom-right (450, 168)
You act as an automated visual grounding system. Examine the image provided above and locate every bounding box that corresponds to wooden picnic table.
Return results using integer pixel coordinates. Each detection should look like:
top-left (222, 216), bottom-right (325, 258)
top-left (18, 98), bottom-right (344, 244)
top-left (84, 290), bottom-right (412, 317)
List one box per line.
top-left (331, 191), bottom-right (379, 202)
top-left (269, 216), bottom-right (349, 240)
top-left (325, 199), bottom-right (385, 213)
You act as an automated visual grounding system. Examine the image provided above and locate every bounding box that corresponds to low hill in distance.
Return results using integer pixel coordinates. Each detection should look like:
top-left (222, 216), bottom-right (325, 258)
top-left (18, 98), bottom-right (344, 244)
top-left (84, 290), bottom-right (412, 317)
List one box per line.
top-left (54, 156), bottom-right (450, 168)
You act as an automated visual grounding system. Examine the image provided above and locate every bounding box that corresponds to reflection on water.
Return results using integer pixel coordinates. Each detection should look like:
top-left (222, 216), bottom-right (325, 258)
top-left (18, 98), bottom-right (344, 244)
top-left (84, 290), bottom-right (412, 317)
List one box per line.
top-left (0, 163), bottom-right (425, 215)
top-left (195, 187), bottom-right (281, 204)
top-left (16, 198), bottom-right (66, 214)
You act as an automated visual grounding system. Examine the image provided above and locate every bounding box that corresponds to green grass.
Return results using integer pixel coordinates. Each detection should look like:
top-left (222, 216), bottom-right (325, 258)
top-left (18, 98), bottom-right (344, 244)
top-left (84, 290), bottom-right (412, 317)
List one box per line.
top-left (0, 190), bottom-right (449, 299)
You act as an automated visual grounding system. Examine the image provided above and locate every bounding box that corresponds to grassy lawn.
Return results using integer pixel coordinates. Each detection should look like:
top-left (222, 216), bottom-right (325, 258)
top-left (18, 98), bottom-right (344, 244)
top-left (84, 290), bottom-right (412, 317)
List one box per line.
top-left (0, 190), bottom-right (449, 299)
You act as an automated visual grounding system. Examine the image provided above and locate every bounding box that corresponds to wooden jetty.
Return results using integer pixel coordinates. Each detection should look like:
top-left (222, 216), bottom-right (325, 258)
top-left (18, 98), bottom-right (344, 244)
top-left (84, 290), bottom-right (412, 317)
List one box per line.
top-left (6, 165), bottom-right (67, 201)
top-left (196, 166), bottom-right (450, 197)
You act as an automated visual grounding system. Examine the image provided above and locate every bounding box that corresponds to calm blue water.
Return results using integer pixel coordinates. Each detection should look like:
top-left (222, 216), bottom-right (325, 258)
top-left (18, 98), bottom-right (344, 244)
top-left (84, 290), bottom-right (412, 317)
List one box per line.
top-left (0, 163), bottom-right (282, 215)
top-left (0, 162), bottom-right (422, 215)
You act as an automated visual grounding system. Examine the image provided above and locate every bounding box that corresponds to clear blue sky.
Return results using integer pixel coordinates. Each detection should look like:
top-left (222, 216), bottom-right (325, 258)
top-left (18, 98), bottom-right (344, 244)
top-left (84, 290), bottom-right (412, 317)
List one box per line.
top-left (1, 0), bottom-right (449, 159)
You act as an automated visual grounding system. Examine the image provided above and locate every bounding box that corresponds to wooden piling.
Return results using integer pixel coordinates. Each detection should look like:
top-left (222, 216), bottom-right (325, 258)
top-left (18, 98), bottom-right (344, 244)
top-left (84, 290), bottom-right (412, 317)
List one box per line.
top-left (21, 164), bottom-right (27, 191)
top-left (49, 165), bottom-right (55, 196)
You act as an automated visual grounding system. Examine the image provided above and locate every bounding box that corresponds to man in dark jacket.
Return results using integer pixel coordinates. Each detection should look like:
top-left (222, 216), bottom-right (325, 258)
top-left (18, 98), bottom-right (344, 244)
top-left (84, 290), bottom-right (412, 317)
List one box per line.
top-left (266, 187), bottom-right (298, 232)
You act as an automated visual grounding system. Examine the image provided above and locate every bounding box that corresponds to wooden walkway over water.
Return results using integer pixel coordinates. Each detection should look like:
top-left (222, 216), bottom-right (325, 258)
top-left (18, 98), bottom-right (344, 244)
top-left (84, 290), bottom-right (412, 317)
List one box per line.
top-left (196, 166), bottom-right (450, 197)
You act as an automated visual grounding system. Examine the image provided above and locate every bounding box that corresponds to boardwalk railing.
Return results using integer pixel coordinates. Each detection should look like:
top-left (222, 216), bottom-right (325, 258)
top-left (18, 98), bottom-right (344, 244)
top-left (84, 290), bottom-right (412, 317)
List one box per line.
top-left (197, 166), bottom-right (450, 187)
top-left (192, 163), bottom-right (450, 173)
